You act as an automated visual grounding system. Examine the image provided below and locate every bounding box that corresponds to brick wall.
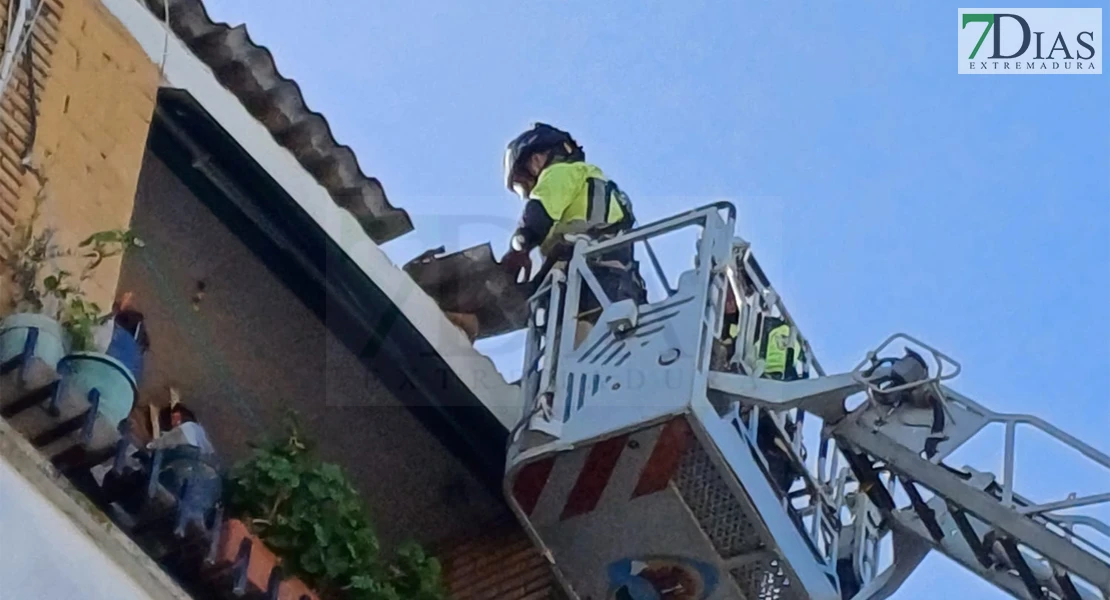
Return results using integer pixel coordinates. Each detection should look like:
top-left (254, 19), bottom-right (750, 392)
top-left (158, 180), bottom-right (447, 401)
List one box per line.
top-left (0, 0), bottom-right (61, 240)
top-left (0, 0), bottom-right (158, 310)
top-left (437, 521), bottom-right (563, 600)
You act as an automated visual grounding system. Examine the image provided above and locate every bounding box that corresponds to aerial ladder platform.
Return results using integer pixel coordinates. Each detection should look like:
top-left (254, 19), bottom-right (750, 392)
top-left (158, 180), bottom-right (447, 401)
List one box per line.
top-left (504, 202), bottom-right (1110, 600)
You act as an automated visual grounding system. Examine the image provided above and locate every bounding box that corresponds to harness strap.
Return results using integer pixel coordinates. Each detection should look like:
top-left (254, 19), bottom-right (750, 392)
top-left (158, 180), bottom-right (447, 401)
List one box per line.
top-left (586, 177), bottom-right (611, 225)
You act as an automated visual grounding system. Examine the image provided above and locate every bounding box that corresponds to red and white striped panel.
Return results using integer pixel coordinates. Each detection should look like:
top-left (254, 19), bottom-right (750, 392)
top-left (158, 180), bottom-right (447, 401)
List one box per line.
top-left (510, 417), bottom-right (694, 528)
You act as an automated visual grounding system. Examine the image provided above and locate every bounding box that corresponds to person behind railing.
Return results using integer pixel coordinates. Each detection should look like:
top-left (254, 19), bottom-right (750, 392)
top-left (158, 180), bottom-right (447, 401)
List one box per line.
top-left (92, 291), bottom-right (150, 382)
top-left (715, 311), bottom-right (807, 495)
top-left (758, 316), bottom-right (807, 381)
top-left (754, 316), bottom-right (809, 495)
top-left (147, 402), bottom-right (220, 536)
top-left (151, 403), bottom-right (215, 455)
top-left (711, 290), bottom-right (742, 372)
top-left (499, 123), bottom-right (646, 346)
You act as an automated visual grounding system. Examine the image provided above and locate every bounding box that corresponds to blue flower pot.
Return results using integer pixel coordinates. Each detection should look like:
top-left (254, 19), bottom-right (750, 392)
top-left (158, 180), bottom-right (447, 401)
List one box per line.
top-left (57, 352), bottom-right (137, 427)
top-left (0, 313), bottom-right (68, 369)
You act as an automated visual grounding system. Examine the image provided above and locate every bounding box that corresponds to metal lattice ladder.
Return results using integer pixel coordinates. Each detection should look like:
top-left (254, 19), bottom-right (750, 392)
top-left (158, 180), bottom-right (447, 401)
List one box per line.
top-left (708, 334), bottom-right (1110, 600)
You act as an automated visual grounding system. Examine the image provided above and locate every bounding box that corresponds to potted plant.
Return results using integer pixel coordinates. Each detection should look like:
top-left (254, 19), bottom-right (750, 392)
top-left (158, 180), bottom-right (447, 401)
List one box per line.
top-left (1, 208), bottom-right (144, 431)
top-left (225, 415), bottom-right (447, 600)
top-left (0, 223), bottom-right (68, 368)
top-left (52, 229), bottom-right (145, 434)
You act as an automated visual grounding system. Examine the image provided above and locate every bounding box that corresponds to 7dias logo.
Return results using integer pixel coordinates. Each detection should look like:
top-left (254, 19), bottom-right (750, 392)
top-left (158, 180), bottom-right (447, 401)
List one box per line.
top-left (958, 8), bottom-right (1101, 74)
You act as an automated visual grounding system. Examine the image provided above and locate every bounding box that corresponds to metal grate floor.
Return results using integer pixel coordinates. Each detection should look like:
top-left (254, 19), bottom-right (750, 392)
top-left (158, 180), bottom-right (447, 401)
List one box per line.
top-left (673, 440), bottom-right (806, 600)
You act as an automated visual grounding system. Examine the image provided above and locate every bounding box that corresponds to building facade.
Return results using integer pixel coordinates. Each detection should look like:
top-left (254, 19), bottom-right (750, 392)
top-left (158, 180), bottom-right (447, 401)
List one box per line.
top-left (0, 0), bottom-right (553, 597)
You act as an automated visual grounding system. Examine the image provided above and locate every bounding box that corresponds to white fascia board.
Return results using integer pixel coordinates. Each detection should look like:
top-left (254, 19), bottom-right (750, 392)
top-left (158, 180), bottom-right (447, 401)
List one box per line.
top-left (98, 0), bottom-right (520, 429)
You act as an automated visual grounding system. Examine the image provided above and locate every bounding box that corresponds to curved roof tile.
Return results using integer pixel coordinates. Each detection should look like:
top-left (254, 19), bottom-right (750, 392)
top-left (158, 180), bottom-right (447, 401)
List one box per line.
top-left (143, 0), bottom-right (413, 243)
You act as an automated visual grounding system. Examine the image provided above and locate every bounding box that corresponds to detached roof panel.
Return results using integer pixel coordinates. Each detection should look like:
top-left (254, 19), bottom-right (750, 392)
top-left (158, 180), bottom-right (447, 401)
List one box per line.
top-left (143, 0), bottom-right (413, 244)
top-left (403, 243), bottom-right (532, 340)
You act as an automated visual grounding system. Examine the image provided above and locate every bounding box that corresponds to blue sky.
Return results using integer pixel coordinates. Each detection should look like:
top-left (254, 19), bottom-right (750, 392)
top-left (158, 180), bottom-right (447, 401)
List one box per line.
top-left (205, 1), bottom-right (1108, 598)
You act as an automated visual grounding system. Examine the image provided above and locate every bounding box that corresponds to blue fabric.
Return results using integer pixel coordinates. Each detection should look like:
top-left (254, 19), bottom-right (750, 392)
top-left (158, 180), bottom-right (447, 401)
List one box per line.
top-left (156, 445), bottom-right (222, 536)
top-left (159, 456), bottom-right (222, 535)
top-left (105, 326), bottom-right (143, 383)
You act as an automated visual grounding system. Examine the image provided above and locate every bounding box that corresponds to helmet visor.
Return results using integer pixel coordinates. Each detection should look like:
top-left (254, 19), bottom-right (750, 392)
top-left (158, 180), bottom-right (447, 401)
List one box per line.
top-left (504, 147), bottom-right (537, 199)
top-left (503, 147), bottom-right (518, 192)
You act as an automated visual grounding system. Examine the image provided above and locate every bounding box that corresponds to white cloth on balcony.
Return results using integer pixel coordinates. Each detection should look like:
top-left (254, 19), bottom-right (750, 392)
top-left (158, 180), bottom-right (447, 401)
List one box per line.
top-left (147, 422), bottom-right (216, 457)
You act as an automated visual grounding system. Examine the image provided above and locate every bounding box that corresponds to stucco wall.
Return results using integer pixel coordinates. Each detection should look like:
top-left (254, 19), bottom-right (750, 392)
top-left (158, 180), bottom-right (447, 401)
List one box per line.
top-left (0, 419), bottom-right (192, 599)
top-left (0, 457), bottom-right (157, 599)
top-left (118, 149), bottom-right (508, 550)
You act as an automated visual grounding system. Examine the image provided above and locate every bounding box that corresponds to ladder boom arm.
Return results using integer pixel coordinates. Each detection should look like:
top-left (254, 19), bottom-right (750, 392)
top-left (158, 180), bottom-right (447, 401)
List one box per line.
top-left (706, 364), bottom-right (1110, 599)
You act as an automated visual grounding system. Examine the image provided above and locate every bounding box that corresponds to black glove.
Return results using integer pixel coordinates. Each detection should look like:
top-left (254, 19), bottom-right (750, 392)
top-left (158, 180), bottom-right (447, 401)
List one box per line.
top-left (501, 249), bottom-right (532, 283)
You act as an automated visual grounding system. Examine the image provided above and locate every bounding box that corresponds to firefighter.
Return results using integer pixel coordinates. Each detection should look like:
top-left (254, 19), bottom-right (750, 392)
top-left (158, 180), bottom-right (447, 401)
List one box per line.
top-left (711, 289), bottom-right (741, 372)
top-left (500, 123), bottom-right (645, 345)
top-left (758, 316), bottom-right (806, 380)
top-left (755, 316), bottom-right (808, 493)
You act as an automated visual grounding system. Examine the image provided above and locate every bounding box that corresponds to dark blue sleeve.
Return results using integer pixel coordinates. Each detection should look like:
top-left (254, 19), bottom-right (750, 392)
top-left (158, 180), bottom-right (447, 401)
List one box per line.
top-left (514, 198), bottom-right (555, 249)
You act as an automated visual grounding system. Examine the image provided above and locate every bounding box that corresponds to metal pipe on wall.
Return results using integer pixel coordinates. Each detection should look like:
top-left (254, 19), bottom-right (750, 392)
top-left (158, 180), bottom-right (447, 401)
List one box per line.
top-left (0, 0), bottom-right (43, 109)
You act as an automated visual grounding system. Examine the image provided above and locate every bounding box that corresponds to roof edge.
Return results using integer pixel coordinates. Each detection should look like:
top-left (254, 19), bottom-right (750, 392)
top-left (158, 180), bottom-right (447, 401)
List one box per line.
top-left (142, 0), bottom-right (414, 243)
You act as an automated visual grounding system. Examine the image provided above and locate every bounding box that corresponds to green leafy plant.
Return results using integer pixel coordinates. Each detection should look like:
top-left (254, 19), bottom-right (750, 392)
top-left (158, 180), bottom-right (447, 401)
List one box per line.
top-left (225, 415), bottom-right (446, 600)
top-left (1, 198), bottom-right (143, 351)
